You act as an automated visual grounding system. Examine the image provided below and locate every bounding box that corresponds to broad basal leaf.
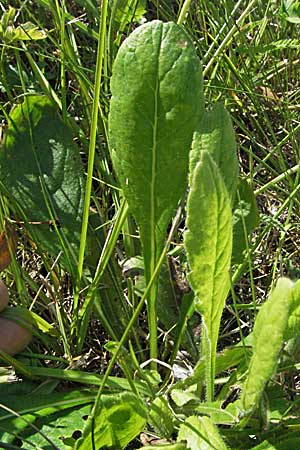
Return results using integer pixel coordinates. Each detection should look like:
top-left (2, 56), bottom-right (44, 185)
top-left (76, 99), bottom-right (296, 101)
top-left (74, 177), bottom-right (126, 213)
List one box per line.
top-left (184, 151), bottom-right (232, 400)
top-left (0, 95), bottom-right (85, 268)
top-left (189, 103), bottom-right (238, 205)
top-left (109, 20), bottom-right (203, 281)
top-left (240, 277), bottom-right (294, 414)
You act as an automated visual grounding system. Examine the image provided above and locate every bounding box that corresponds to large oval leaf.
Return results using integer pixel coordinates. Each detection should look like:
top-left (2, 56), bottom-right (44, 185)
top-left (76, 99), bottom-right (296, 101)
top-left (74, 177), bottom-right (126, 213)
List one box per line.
top-left (0, 95), bottom-right (85, 267)
top-left (109, 20), bottom-right (203, 279)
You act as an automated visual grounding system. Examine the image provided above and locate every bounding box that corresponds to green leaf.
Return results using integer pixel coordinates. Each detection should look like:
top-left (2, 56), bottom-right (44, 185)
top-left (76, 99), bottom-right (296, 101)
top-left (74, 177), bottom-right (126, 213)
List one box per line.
top-left (109, 20), bottom-right (203, 278)
top-left (138, 445), bottom-right (187, 450)
top-left (109, 20), bottom-right (203, 360)
top-left (148, 396), bottom-right (175, 439)
top-left (282, 0), bottom-right (300, 23)
top-left (0, 95), bottom-right (85, 269)
top-left (184, 151), bottom-right (232, 400)
top-left (20, 404), bottom-right (91, 449)
top-left (232, 178), bottom-right (259, 264)
top-left (252, 437), bottom-right (300, 450)
top-left (177, 415), bottom-right (228, 450)
top-left (13, 22), bottom-right (47, 41)
top-left (240, 278), bottom-right (294, 414)
top-left (113, 0), bottom-right (146, 25)
top-left (75, 392), bottom-right (147, 449)
top-left (285, 279), bottom-right (300, 340)
top-left (0, 389), bottom-right (94, 443)
top-left (1, 8), bottom-right (16, 31)
top-left (190, 103), bottom-right (238, 205)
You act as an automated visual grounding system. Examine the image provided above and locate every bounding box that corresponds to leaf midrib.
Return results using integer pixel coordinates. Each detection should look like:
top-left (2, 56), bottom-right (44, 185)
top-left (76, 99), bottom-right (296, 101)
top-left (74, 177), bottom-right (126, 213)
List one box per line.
top-left (149, 24), bottom-right (163, 274)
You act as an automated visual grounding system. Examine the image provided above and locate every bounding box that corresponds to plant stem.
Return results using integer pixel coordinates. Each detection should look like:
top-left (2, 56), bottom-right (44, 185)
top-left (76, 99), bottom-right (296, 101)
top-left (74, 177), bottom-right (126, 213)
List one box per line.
top-left (177, 0), bottom-right (191, 25)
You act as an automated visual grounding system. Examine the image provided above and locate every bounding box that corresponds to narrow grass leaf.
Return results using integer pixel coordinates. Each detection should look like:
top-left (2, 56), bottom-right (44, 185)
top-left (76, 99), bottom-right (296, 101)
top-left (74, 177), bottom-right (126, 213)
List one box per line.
top-left (240, 278), bottom-right (294, 414)
top-left (189, 103), bottom-right (238, 205)
top-left (184, 151), bottom-right (232, 400)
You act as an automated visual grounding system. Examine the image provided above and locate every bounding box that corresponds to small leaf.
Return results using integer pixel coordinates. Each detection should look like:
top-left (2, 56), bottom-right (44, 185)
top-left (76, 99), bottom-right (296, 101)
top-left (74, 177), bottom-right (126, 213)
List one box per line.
top-left (232, 178), bottom-right (259, 264)
top-left (1, 7), bottom-right (16, 32)
top-left (240, 278), bottom-right (294, 414)
top-left (13, 22), bottom-right (47, 41)
top-left (190, 103), bottom-right (238, 205)
top-left (282, 0), bottom-right (300, 23)
top-left (184, 151), bottom-right (232, 400)
top-left (177, 415), bottom-right (228, 450)
top-left (75, 392), bottom-right (147, 450)
top-left (148, 396), bottom-right (175, 439)
top-left (113, 0), bottom-right (146, 25)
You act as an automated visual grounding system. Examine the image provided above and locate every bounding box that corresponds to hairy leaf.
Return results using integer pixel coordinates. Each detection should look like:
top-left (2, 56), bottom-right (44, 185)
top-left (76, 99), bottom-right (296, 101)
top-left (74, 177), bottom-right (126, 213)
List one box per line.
top-left (285, 279), bottom-right (300, 340)
top-left (190, 103), bottom-right (238, 205)
top-left (109, 20), bottom-right (203, 282)
top-left (240, 278), bottom-right (294, 413)
top-left (184, 151), bottom-right (232, 400)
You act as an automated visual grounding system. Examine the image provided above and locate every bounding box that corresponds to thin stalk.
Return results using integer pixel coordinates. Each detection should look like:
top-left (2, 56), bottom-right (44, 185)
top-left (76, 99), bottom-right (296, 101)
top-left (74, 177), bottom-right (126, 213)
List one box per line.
top-left (58, 0), bottom-right (67, 121)
top-left (177, 0), bottom-right (191, 25)
top-left (72, 0), bottom-right (108, 331)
